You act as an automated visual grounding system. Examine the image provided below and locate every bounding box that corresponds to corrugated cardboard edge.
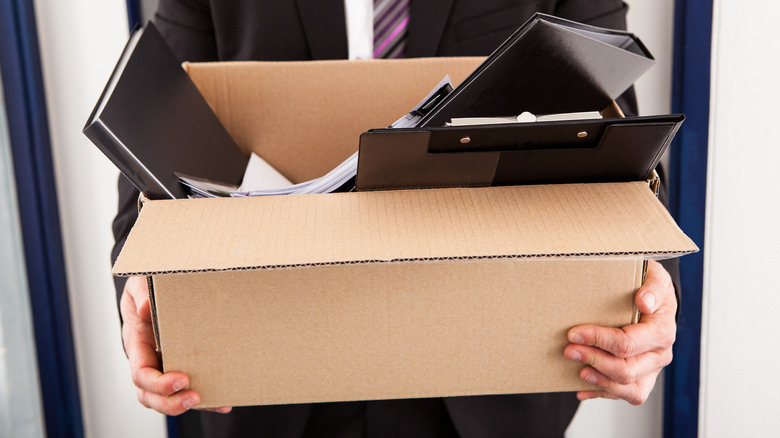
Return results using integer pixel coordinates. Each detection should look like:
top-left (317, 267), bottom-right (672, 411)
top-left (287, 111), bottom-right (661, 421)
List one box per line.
top-left (114, 183), bottom-right (698, 277)
top-left (118, 252), bottom-right (693, 277)
top-left (633, 260), bottom-right (647, 324)
top-left (146, 275), bottom-right (161, 351)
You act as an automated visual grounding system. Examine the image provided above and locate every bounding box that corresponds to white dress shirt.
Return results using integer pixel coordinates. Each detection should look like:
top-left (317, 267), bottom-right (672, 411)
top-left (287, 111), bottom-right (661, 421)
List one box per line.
top-left (344, 0), bottom-right (374, 59)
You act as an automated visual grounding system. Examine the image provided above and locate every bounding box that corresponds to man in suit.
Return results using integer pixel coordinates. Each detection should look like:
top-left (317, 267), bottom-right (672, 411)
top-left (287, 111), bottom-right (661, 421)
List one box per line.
top-left (114, 1), bottom-right (680, 436)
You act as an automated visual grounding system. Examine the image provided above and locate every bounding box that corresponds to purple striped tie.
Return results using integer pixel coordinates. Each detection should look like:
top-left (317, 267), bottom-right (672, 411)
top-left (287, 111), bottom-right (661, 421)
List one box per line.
top-left (374, 0), bottom-right (410, 59)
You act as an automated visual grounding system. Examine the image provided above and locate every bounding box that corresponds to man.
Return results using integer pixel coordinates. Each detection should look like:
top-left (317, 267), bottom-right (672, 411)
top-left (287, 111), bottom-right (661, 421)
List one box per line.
top-left (114, 1), bottom-right (679, 436)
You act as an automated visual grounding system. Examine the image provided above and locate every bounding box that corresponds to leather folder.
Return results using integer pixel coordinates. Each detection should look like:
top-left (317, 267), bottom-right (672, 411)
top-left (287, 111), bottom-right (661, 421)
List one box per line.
top-left (418, 13), bottom-right (655, 128)
top-left (84, 22), bottom-right (248, 200)
top-left (355, 114), bottom-right (684, 191)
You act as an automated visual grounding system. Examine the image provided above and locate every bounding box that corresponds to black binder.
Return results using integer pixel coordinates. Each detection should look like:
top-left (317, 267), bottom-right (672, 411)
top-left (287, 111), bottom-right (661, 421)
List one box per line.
top-left (356, 114), bottom-right (684, 191)
top-left (417, 13), bottom-right (655, 128)
top-left (83, 22), bottom-right (248, 200)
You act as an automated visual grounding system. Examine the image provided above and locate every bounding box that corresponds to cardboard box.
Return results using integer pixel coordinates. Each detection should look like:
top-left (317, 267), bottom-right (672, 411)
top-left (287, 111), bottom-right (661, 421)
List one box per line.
top-left (113, 58), bottom-right (697, 408)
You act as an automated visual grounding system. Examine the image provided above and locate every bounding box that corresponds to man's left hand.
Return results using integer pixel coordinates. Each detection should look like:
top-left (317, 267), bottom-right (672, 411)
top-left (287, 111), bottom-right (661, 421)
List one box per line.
top-left (563, 260), bottom-right (677, 405)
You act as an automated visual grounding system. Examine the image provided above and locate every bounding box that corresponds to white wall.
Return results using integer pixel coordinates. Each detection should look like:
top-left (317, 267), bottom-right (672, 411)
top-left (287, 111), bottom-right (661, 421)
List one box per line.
top-left (700, 1), bottom-right (780, 437)
top-left (629, 1), bottom-right (675, 117)
top-left (33, 0), bottom-right (673, 437)
top-left (32, 0), bottom-right (166, 437)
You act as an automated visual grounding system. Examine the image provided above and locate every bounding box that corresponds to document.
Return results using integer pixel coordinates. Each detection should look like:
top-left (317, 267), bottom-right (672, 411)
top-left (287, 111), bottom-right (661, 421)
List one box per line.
top-left (447, 111), bottom-right (603, 126)
top-left (178, 152), bottom-right (357, 198)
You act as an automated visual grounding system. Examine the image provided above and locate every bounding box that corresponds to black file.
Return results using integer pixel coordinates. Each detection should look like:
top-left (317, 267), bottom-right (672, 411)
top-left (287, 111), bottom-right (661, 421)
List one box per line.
top-left (417, 13), bottom-right (655, 128)
top-left (356, 114), bottom-right (684, 191)
top-left (83, 22), bottom-right (248, 200)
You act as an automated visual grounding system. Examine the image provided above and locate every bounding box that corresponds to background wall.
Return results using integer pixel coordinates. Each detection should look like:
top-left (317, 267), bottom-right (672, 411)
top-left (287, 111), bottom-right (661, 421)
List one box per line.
top-left (31, 1), bottom-right (675, 436)
top-left (699, 1), bottom-right (780, 436)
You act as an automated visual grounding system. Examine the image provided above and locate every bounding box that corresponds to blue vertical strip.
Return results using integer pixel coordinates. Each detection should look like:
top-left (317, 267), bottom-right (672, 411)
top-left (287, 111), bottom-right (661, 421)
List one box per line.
top-left (0, 1), bottom-right (84, 437)
top-left (666, 0), bottom-right (712, 437)
top-left (126, 0), bottom-right (142, 28)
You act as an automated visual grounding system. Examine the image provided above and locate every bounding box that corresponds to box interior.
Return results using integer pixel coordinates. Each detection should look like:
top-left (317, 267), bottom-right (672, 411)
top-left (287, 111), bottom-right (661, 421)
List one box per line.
top-left (184, 58), bottom-right (484, 183)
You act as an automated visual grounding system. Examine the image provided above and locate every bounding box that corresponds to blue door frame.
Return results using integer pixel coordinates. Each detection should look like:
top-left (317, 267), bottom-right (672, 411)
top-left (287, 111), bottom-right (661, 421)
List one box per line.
top-left (665, 0), bottom-right (713, 437)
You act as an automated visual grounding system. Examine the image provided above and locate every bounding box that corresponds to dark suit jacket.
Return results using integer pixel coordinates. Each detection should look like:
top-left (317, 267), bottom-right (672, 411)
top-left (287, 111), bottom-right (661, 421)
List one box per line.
top-left (112, 1), bottom-right (678, 436)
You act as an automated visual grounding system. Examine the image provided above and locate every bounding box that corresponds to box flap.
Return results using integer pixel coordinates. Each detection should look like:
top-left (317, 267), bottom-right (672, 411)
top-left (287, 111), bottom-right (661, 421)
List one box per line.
top-left (184, 58), bottom-right (483, 183)
top-left (114, 182), bottom-right (697, 276)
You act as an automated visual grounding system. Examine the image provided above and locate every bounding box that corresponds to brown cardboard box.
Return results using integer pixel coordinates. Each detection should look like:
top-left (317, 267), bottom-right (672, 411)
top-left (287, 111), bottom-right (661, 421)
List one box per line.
top-left (113, 58), bottom-right (697, 408)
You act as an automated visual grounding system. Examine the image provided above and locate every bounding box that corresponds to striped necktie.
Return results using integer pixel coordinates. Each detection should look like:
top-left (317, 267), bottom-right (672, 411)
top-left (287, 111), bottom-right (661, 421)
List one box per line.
top-left (373, 0), bottom-right (410, 58)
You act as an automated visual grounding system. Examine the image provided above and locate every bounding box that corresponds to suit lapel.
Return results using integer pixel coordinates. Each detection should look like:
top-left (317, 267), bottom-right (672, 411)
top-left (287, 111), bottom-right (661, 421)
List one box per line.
top-left (295, 0), bottom-right (349, 59)
top-left (407, 0), bottom-right (455, 57)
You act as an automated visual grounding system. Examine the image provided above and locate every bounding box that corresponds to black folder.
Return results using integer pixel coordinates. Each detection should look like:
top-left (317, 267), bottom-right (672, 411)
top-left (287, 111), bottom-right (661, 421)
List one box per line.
top-left (83, 22), bottom-right (248, 200)
top-left (356, 114), bottom-right (684, 191)
top-left (357, 13), bottom-right (681, 192)
top-left (417, 13), bottom-right (655, 128)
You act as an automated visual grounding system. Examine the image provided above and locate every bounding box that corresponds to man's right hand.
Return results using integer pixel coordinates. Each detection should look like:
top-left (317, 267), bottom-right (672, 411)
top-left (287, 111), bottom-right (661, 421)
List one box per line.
top-left (120, 275), bottom-right (232, 415)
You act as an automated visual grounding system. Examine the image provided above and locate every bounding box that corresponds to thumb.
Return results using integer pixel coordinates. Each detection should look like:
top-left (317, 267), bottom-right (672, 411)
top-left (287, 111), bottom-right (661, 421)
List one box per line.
top-left (126, 275), bottom-right (152, 320)
top-left (636, 289), bottom-right (657, 314)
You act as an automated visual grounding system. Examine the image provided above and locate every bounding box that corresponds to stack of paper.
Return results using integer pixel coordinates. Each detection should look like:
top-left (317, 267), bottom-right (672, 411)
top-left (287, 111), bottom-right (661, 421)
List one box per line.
top-left (179, 152), bottom-right (357, 198)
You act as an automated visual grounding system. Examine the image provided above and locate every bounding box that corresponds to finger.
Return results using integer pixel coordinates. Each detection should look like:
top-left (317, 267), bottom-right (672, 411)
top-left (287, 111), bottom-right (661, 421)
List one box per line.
top-left (137, 388), bottom-right (200, 416)
top-left (200, 407), bottom-right (233, 414)
top-left (578, 366), bottom-right (658, 406)
top-left (564, 343), bottom-right (672, 385)
top-left (125, 275), bottom-right (151, 320)
top-left (120, 276), bottom-right (172, 396)
top-left (122, 301), bottom-right (190, 397)
top-left (576, 390), bottom-right (619, 402)
top-left (569, 285), bottom-right (677, 357)
top-left (121, 310), bottom-right (159, 371)
top-left (131, 365), bottom-right (192, 398)
top-left (567, 324), bottom-right (643, 358)
top-left (568, 322), bottom-right (675, 359)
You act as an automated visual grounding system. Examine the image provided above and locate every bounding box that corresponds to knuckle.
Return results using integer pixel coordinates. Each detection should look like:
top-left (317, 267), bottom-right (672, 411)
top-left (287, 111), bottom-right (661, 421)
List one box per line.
top-left (614, 337), bottom-right (638, 358)
top-left (615, 368), bottom-right (637, 385)
top-left (660, 349), bottom-right (674, 367)
top-left (585, 351), bottom-right (600, 368)
top-left (661, 328), bottom-right (677, 349)
top-left (629, 390), bottom-right (649, 406)
top-left (151, 375), bottom-right (164, 394)
top-left (130, 368), bottom-right (142, 386)
top-left (136, 389), bottom-right (151, 408)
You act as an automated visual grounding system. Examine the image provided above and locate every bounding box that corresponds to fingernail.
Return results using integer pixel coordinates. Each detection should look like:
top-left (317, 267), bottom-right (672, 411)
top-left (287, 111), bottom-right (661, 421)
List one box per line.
top-left (584, 373), bottom-right (598, 385)
top-left (569, 332), bottom-right (584, 344)
top-left (172, 379), bottom-right (187, 392)
top-left (182, 397), bottom-right (196, 410)
top-left (641, 292), bottom-right (656, 312)
top-left (566, 350), bottom-right (582, 361)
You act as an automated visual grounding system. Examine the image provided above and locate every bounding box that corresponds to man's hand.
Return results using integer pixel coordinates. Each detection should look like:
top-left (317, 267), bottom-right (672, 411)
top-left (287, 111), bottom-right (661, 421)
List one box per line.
top-left (563, 260), bottom-right (677, 405)
top-left (121, 275), bottom-right (232, 415)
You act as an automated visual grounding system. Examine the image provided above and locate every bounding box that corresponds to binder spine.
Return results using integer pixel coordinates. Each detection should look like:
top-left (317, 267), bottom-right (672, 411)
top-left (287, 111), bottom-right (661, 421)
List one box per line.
top-left (83, 119), bottom-right (174, 199)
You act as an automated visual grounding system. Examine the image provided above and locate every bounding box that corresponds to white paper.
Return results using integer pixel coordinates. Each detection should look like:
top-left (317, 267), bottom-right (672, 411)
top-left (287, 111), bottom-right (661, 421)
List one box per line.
top-left (448, 110), bottom-right (602, 127)
top-left (238, 152), bottom-right (293, 192)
